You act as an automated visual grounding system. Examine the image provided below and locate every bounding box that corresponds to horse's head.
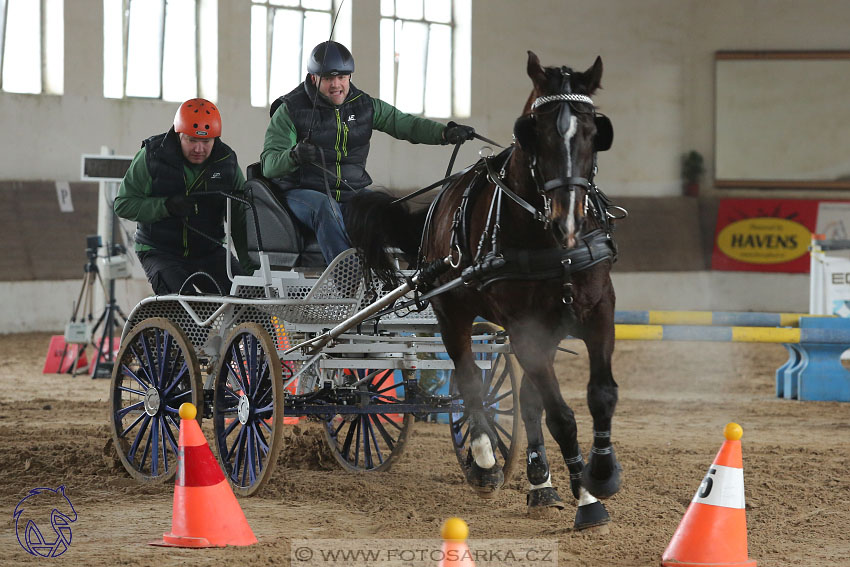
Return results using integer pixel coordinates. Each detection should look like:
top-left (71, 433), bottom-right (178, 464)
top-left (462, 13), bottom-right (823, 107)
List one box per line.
top-left (513, 52), bottom-right (613, 248)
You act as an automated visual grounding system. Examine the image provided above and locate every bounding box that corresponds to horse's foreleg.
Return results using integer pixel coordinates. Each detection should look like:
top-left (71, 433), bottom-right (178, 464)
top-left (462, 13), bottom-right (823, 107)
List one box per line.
top-left (581, 318), bottom-right (622, 500)
top-left (436, 307), bottom-right (504, 495)
top-left (513, 332), bottom-right (609, 529)
top-left (521, 376), bottom-right (566, 515)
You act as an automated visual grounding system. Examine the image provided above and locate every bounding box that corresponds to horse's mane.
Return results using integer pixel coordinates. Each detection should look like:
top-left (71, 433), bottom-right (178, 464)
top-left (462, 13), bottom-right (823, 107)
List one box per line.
top-left (344, 191), bottom-right (427, 284)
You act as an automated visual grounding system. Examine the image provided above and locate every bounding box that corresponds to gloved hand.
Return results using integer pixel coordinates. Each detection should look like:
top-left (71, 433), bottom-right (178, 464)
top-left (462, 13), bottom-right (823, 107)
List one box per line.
top-left (443, 121), bottom-right (476, 145)
top-left (292, 141), bottom-right (320, 165)
top-left (165, 194), bottom-right (197, 217)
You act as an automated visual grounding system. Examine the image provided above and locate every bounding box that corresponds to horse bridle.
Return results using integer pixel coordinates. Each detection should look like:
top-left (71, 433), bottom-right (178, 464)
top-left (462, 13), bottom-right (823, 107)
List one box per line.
top-left (526, 67), bottom-right (598, 232)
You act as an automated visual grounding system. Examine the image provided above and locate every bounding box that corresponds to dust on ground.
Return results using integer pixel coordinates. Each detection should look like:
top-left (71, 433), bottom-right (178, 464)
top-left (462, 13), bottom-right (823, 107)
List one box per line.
top-left (1, 332), bottom-right (849, 566)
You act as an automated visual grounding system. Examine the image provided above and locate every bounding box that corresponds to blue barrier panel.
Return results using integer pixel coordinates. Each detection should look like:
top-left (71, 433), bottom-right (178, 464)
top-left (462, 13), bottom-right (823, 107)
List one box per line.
top-left (793, 317), bottom-right (850, 402)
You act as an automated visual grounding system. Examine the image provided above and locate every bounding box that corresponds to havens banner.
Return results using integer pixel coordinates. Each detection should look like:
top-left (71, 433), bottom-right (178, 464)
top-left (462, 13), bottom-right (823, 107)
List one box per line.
top-left (712, 199), bottom-right (818, 273)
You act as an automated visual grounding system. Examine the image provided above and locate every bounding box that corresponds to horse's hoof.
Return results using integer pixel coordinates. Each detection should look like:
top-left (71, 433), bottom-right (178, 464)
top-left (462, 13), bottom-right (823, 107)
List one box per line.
top-left (574, 500), bottom-right (610, 531)
top-left (466, 463), bottom-right (504, 498)
top-left (581, 449), bottom-right (622, 500)
top-left (527, 487), bottom-right (565, 518)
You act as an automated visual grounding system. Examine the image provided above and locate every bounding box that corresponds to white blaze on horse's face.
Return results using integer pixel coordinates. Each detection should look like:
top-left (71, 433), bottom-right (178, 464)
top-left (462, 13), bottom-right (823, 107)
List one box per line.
top-left (563, 115), bottom-right (578, 248)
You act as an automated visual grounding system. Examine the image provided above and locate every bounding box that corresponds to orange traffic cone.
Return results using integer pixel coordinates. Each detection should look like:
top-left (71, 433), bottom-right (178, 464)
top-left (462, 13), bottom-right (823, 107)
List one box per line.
top-left (662, 423), bottom-right (756, 567)
top-left (151, 403), bottom-right (257, 548)
top-left (438, 517), bottom-right (475, 567)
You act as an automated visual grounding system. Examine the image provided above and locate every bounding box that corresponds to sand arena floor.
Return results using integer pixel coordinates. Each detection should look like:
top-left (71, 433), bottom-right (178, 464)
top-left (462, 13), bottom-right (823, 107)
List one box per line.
top-left (1, 332), bottom-right (849, 566)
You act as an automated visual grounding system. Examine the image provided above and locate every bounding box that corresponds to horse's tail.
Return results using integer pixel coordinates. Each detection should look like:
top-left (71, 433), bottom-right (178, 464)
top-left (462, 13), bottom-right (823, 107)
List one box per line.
top-left (345, 190), bottom-right (426, 285)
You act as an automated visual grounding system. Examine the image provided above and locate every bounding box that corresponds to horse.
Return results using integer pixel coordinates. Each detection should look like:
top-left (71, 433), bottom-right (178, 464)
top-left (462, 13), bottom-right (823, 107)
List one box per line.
top-left (345, 51), bottom-right (622, 529)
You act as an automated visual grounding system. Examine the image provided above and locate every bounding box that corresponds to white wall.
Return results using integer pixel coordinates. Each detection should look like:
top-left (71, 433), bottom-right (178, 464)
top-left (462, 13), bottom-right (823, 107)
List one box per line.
top-left (1, 0), bottom-right (848, 331)
top-left (3, 0), bottom-right (850, 195)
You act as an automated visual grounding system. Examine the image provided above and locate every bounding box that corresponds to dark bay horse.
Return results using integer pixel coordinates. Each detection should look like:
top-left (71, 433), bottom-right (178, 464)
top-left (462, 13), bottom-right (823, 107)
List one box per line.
top-left (345, 52), bottom-right (622, 529)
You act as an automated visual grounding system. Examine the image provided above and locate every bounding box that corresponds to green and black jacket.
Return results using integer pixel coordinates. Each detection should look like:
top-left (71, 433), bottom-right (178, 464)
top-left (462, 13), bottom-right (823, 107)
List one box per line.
top-left (114, 128), bottom-right (253, 272)
top-left (261, 77), bottom-right (446, 200)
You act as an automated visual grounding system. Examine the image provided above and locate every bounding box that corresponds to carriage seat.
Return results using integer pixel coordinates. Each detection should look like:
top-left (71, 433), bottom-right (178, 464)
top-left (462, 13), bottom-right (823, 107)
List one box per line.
top-left (244, 162), bottom-right (325, 270)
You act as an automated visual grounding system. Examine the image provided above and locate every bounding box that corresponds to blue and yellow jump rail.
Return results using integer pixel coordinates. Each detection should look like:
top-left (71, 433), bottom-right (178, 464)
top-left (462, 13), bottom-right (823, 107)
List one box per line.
top-left (614, 310), bottom-right (827, 328)
top-left (606, 313), bottom-right (850, 403)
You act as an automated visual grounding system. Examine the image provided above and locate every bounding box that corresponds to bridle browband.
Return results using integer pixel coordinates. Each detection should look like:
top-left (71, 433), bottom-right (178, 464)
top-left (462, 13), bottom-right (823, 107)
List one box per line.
top-left (531, 93), bottom-right (594, 110)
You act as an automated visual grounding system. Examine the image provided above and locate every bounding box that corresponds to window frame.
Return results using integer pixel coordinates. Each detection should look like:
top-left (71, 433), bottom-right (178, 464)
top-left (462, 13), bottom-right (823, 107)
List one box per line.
top-left (0, 0), bottom-right (64, 95)
top-left (103, 0), bottom-right (209, 102)
top-left (379, 0), bottom-right (470, 119)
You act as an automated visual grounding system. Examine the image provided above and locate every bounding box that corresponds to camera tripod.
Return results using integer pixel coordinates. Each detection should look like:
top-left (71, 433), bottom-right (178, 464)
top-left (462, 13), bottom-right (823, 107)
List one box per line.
top-left (64, 240), bottom-right (127, 378)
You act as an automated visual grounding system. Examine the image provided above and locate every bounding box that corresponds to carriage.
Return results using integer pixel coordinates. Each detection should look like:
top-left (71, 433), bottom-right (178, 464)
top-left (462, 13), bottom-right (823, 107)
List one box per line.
top-left (108, 163), bottom-right (521, 497)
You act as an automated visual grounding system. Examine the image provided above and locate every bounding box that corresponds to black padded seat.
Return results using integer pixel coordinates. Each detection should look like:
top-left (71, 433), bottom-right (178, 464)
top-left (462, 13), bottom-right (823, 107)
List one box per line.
top-left (244, 162), bottom-right (325, 269)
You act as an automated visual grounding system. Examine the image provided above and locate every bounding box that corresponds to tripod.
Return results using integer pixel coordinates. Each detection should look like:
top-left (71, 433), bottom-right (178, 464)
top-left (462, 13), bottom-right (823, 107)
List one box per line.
top-left (65, 238), bottom-right (127, 378)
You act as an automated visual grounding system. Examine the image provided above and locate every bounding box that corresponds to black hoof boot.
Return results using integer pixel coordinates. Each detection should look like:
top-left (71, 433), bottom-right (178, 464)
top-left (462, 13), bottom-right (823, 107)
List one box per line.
top-left (574, 500), bottom-right (610, 530)
top-left (466, 462), bottom-right (504, 498)
top-left (581, 448), bottom-right (622, 500)
top-left (527, 487), bottom-right (565, 517)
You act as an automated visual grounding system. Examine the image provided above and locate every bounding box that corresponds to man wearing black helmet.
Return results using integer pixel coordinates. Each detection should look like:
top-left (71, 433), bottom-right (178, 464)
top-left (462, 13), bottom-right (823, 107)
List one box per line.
top-left (261, 41), bottom-right (476, 264)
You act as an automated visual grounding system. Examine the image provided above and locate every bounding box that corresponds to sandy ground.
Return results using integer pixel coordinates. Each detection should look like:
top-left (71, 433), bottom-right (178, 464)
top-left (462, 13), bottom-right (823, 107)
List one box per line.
top-left (1, 331), bottom-right (849, 566)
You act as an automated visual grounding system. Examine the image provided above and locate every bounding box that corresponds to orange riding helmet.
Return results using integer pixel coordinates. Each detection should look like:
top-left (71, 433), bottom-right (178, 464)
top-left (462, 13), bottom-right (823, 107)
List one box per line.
top-left (173, 98), bottom-right (221, 138)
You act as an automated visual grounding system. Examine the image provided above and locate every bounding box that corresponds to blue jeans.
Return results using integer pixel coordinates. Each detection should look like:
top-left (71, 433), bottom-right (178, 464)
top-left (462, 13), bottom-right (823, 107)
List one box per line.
top-left (281, 188), bottom-right (352, 264)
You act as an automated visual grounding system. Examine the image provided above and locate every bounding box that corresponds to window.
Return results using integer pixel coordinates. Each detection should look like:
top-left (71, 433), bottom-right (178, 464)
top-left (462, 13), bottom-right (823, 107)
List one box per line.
top-left (0, 0), bottom-right (63, 94)
top-left (380, 0), bottom-right (469, 118)
top-left (103, 0), bottom-right (216, 102)
top-left (250, 0), bottom-right (351, 108)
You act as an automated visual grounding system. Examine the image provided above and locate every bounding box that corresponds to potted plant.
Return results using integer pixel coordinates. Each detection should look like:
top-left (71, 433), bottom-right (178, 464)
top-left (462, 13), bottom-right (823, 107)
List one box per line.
top-left (681, 150), bottom-right (705, 197)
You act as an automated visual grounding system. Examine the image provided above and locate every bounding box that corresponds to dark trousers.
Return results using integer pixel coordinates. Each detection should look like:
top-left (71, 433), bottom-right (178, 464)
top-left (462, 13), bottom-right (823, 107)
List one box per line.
top-left (137, 247), bottom-right (245, 295)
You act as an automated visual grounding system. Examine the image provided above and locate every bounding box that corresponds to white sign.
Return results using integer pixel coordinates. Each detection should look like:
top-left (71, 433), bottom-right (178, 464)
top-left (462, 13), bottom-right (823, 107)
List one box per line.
top-left (691, 464), bottom-right (745, 510)
top-left (55, 181), bottom-right (73, 212)
top-left (816, 202), bottom-right (850, 239)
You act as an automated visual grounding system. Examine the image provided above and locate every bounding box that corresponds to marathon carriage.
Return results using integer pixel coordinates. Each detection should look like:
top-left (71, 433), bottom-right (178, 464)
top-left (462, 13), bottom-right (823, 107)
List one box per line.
top-left (108, 163), bottom-right (521, 496)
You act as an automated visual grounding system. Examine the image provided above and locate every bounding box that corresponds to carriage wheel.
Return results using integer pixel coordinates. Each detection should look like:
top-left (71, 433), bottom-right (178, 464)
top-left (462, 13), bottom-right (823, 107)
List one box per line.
top-left (212, 323), bottom-right (284, 496)
top-left (449, 322), bottom-right (521, 483)
top-left (109, 317), bottom-right (203, 483)
top-left (321, 368), bottom-right (414, 472)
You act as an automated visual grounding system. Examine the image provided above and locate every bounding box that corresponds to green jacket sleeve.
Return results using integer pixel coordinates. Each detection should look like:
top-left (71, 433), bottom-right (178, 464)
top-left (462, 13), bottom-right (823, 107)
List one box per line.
top-left (113, 147), bottom-right (170, 222)
top-left (229, 167), bottom-right (258, 273)
top-left (371, 98), bottom-right (447, 145)
top-left (260, 104), bottom-right (300, 179)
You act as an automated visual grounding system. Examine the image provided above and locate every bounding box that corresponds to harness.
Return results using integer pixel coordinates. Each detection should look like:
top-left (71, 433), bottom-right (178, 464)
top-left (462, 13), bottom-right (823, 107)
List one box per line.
top-left (409, 68), bottom-right (626, 308)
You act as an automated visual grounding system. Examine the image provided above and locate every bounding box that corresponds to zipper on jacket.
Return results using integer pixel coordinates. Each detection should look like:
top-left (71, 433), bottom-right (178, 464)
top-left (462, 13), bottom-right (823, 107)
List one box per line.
top-left (334, 108), bottom-right (343, 198)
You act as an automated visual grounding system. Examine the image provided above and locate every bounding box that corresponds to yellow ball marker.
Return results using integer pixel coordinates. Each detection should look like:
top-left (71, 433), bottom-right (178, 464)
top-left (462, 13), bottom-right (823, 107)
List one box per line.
top-left (441, 517), bottom-right (469, 541)
top-left (179, 402), bottom-right (197, 420)
top-left (724, 422), bottom-right (743, 441)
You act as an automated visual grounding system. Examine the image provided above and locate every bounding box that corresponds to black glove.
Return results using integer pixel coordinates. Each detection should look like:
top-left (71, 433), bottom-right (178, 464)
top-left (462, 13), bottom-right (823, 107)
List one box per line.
top-left (443, 121), bottom-right (476, 145)
top-left (165, 194), bottom-right (197, 217)
top-left (292, 141), bottom-right (320, 165)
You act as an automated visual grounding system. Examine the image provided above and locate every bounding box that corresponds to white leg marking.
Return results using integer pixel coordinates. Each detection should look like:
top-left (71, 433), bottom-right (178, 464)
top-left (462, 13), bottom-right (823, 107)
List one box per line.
top-left (577, 486), bottom-right (598, 506)
top-left (471, 434), bottom-right (496, 469)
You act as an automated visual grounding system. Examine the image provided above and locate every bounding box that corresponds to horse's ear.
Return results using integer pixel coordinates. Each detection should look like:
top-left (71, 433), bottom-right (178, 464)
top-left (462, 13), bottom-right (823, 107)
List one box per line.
top-left (594, 114), bottom-right (613, 152)
top-left (513, 115), bottom-right (536, 150)
top-left (526, 51), bottom-right (546, 86)
top-left (584, 56), bottom-right (603, 93)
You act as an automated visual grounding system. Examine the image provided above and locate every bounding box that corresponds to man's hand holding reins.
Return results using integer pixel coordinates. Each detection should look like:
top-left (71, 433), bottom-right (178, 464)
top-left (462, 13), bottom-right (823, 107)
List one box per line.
top-left (292, 140), bottom-right (320, 165)
top-left (443, 121), bottom-right (476, 145)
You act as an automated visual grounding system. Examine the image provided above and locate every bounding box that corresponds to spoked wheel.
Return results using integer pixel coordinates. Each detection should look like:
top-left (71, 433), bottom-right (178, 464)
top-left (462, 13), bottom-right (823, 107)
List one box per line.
top-left (109, 317), bottom-right (203, 483)
top-left (321, 368), bottom-right (414, 472)
top-left (449, 322), bottom-right (521, 483)
top-left (212, 323), bottom-right (284, 496)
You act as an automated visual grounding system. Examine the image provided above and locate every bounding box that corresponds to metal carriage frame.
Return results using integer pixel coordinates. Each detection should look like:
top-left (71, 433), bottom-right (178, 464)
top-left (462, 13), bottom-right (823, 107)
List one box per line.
top-left (109, 244), bottom-right (521, 496)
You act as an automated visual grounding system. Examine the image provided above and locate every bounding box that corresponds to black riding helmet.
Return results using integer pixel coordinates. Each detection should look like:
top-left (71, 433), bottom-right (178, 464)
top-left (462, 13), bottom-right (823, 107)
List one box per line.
top-left (307, 41), bottom-right (355, 76)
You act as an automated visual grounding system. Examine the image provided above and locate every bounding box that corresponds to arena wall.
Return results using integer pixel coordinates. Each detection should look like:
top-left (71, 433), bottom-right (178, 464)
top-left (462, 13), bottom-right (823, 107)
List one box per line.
top-left (1, 0), bottom-right (845, 331)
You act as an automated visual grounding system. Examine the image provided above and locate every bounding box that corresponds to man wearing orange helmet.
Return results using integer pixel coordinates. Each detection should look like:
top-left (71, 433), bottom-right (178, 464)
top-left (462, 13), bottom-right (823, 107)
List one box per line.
top-left (261, 41), bottom-right (476, 264)
top-left (115, 98), bottom-right (253, 295)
